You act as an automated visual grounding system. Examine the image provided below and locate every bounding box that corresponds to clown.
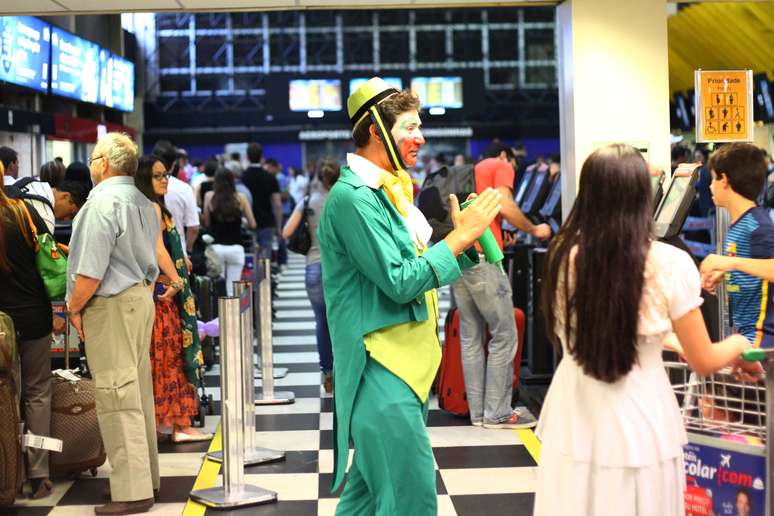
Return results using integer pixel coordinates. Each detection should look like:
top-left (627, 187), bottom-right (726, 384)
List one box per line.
top-left (317, 78), bottom-right (502, 514)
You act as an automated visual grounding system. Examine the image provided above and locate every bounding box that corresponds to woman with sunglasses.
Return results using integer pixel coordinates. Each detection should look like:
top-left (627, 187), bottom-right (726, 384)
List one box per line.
top-left (135, 156), bottom-right (210, 444)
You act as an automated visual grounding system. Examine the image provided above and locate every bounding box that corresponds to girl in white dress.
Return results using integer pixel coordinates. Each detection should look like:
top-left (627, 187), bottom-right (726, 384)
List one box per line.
top-left (533, 144), bottom-right (757, 516)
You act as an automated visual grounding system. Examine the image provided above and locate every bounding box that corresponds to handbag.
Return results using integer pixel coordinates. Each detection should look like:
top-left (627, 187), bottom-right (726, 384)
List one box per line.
top-left (286, 182), bottom-right (313, 255)
top-left (21, 203), bottom-right (68, 300)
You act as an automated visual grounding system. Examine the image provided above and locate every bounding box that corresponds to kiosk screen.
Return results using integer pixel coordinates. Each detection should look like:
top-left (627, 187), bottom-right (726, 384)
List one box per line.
top-left (515, 168), bottom-right (535, 206)
top-left (539, 179), bottom-right (561, 219)
top-left (656, 175), bottom-right (690, 226)
top-left (653, 163), bottom-right (700, 239)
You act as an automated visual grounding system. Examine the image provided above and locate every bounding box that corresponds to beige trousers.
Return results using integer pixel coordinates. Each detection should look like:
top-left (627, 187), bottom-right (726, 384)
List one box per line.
top-left (83, 284), bottom-right (159, 502)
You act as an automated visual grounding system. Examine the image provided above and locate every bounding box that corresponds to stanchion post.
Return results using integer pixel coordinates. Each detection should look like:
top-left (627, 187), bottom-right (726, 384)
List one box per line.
top-left (766, 359), bottom-right (774, 516)
top-left (190, 296), bottom-right (277, 508)
top-left (715, 208), bottom-right (731, 340)
top-left (253, 252), bottom-right (288, 380)
top-left (256, 258), bottom-right (295, 405)
top-left (209, 281), bottom-right (285, 465)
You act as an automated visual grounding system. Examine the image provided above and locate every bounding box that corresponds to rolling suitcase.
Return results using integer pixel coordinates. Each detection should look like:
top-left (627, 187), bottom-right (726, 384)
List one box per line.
top-left (49, 315), bottom-right (106, 479)
top-left (437, 307), bottom-right (525, 417)
top-left (0, 313), bottom-right (22, 507)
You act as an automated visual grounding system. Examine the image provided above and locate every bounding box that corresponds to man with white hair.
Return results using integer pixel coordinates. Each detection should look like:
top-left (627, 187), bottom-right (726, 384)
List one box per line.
top-left (66, 133), bottom-right (160, 515)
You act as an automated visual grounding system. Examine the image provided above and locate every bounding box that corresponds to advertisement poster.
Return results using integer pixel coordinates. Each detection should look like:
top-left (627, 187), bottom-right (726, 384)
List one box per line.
top-left (684, 441), bottom-right (765, 516)
top-left (51, 26), bottom-right (100, 103)
top-left (0, 16), bottom-right (50, 93)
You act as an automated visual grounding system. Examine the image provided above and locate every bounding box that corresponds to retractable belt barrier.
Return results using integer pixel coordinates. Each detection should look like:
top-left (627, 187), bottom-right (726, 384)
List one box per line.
top-left (255, 258), bottom-right (295, 405)
top-left (250, 252), bottom-right (287, 380)
top-left (207, 280), bottom-right (286, 466)
top-left (189, 289), bottom-right (277, 509)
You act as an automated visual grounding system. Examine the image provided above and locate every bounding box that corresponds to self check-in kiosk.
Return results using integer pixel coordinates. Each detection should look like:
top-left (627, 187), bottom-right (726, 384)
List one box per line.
top-left (654, 163), bottom-right (701, 239)
top-left (651, 169), bottom-right (666, 212)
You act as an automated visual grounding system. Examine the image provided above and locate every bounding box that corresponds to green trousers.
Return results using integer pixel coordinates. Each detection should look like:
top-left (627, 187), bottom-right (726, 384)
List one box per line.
top-left (335, 357), bottom-right (437, 516)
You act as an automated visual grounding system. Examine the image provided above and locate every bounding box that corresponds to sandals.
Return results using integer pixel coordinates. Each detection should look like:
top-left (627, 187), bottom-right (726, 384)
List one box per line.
top-left (29, 478), bottom-right (52, 499)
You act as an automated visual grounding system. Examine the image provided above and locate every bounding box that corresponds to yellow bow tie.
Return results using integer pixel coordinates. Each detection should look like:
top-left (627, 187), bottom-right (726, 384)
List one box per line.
top-left (379, 169), bottom-right (414, 217)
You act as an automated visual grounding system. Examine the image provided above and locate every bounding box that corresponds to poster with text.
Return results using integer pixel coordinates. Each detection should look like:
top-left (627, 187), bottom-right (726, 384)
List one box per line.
top-left (684, 441), bottom-right (765, 516)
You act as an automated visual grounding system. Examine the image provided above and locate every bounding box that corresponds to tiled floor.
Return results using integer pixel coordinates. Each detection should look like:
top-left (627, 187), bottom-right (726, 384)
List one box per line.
top-left (8, 254), bottom-right (537, 515)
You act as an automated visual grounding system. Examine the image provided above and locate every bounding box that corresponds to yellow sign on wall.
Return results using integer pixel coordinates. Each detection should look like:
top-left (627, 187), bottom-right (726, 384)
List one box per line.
top-left (695, 70), bottom-right (753, 143)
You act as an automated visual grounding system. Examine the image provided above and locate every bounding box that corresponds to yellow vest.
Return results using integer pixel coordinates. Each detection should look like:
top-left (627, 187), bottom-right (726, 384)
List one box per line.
top-left (363, 280), bottom-right (441, 403)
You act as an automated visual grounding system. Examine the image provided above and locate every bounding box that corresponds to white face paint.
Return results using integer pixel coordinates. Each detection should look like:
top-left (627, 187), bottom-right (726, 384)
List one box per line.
top-left (390, 110), bottom-right (425, 167)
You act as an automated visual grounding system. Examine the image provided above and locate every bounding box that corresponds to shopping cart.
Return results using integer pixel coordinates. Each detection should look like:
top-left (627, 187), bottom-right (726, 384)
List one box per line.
top-left (666, 348), bottom-right (774, 516)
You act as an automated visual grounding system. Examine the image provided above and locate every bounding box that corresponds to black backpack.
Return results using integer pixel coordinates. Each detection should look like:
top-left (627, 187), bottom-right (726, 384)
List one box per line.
top-left (417, 164), bottom-right (476, 243)
top-left (4, 177), bottom-right (54, 211)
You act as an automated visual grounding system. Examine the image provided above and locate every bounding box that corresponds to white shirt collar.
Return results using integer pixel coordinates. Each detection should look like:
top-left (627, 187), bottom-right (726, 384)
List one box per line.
top-left (346, 153), bottom-right (384, 189)
top-left (345, 153), bottom-right (433, 249)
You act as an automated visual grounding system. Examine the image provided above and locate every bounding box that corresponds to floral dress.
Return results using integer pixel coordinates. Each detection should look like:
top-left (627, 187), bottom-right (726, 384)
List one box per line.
top-left (150, 214), bottom-right (203, 429)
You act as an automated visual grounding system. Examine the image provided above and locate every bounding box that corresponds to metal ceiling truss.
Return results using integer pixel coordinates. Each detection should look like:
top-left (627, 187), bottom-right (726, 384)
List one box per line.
top-left (151, 7), bottom-right (556, 113)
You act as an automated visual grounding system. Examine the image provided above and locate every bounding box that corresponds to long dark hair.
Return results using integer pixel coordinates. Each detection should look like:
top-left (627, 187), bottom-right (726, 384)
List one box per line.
top-left (541, 144), bottom-right (653, 383)
top-left (210, 167), bottom-right (241, 221)
top-left (0, 161), bottom-right (33, 272)
top-left (135, 156), bottom-right (172, 220)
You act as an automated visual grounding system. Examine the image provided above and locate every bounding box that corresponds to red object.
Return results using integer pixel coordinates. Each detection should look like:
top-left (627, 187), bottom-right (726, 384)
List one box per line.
top-left (51, 114), bottom-right (136, 144)
top-left (684, 484), bottom-right (713, 516)
top-left (436, 307), bottom-right (525, 417)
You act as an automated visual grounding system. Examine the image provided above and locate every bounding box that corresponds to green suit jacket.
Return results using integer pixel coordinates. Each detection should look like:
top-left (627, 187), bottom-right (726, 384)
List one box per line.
top-left (317, 166), bottom-right (478, 491)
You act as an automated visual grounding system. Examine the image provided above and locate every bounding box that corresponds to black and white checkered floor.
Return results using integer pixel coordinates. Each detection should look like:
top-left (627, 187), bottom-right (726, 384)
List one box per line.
top-left (9, 254), bottom-right (538, 515)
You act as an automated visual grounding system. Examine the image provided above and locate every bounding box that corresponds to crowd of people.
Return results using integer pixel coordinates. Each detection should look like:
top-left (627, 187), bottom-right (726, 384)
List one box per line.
top-left (2, 75), bottom-right (774, 516)
top-left (0, 134), bottom-right (339, 514)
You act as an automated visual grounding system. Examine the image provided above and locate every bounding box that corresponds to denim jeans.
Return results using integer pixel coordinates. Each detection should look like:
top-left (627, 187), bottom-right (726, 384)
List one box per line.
top-left (256, 227), bottom-right (274, 261)
top-left (278, 214), bottom-right (290, 266)
top-left (306, 262), bottom-right (333, 374)
top-left (452, 260), bottom-right (518, 424)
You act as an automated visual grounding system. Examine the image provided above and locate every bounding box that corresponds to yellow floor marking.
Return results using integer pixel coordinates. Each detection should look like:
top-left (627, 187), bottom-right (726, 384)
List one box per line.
top-left (516, 428), bottom-right (541, 464)
top-left (182, 423), bottom-right (223, 516)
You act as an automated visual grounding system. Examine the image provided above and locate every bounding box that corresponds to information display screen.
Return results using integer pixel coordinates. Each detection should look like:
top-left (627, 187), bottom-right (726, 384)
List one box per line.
top-left (99, 50), bottom-right (134, 112)
top-left (51, 26), bottom-right (100, 103)
top-left (656, 174), bottom-right (691, 225)
top-left (349, 77), bottom-right (402, 96)
top-left (289, 79), bottom-right (342, 112)
top-left (410, 77), bottom-right (463, 108)
top-left (0, 16), bottom-right (50, 93)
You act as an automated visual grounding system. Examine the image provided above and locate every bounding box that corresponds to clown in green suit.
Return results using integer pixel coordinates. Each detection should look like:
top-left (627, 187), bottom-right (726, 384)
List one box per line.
top-left (317, 77), bottom-right (503, 515)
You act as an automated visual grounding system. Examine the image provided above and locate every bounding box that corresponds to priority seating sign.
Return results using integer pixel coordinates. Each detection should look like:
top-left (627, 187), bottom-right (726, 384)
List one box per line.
top-left (695, 70), bottom-right (754, 143)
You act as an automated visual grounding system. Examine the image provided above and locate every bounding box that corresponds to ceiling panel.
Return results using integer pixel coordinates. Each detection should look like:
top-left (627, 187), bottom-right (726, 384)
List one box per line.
top-left (181, 0), bottom-right (298, 9)
top-left (668, 2), bottom-right (774, 93)
top-left (3, 0), bottom-right (769, 16)
top-left (2, 0), bottom-right (557, 14)
top-left (60, 0), bottom-right (180, 9)
top-left (0, 0), bottom-right (67, 14)
top-left (297, 0), bottom-right (412, 6)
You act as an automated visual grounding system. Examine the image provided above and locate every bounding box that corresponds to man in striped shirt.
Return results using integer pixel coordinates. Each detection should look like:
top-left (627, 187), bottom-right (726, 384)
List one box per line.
top-left (700, 143), bottom-right (774, 348)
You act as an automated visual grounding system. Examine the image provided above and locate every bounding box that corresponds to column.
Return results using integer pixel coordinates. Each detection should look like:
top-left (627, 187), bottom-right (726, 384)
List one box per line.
top-left (557, 0), bottom-right (671, 216)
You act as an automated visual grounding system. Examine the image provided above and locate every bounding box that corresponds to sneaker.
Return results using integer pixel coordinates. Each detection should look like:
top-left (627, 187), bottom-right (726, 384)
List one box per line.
top-left (471, 420), bottom-right (483, 427)
top-left (483, 407), bottom-right (537, 429)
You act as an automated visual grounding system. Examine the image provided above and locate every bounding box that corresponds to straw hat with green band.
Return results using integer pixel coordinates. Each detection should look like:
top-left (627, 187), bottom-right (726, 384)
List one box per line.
top-left (347, 77), bottom-right (406, 172)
